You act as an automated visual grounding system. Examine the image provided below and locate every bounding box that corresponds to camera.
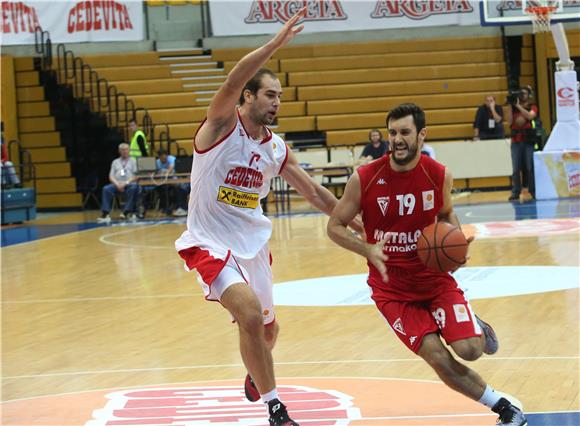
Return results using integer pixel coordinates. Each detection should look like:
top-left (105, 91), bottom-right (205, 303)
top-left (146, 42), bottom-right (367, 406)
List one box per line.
top-left (506, 85), bottom-right (533, 105)
top-left (506, 89), bottom-right (525, 105)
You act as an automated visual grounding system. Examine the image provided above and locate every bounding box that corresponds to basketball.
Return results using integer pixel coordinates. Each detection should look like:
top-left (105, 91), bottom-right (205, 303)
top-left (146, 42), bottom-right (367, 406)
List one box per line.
top-left (417, 222), bottom-right (468, 273)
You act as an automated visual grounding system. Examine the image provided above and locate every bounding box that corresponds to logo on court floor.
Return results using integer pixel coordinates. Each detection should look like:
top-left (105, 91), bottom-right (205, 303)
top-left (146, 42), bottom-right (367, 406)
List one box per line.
top-left (85, 384), bottom-right (360, 425)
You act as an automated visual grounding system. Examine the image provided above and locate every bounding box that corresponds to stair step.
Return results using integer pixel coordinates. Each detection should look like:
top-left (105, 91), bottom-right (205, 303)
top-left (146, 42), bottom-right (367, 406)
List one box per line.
top-left (19, 116), bottom-right (55, 133)
top-left (18, 101), bottom-right (51, 118)
top-left (157, 48), bottom-right (205, 55)
top-left (25, 177), bottom-right (77, 194)
top-left (27, 147), bottom-right (66, 163)
top-left (16, 71), bottom-right (39, 87)
top-left (159, 55), bottom-right (212, 63)
top-left (37, 193), bottom-right (82, 209)
top-left (14, 57), bottom-right (35, 72)
top-left (35, 162), bottom-right (71, 178)
top-left (20, 131), bottom-right (60, 147)
top-left (17, 86), bottom-right (45, 102)
top-left (169, 61), bottom-right (217, 68)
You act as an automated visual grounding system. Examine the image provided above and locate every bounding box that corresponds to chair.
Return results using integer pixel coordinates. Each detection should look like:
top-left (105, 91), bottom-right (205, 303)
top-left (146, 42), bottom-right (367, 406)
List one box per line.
top-left (80, 174), bottom-right (101, 210)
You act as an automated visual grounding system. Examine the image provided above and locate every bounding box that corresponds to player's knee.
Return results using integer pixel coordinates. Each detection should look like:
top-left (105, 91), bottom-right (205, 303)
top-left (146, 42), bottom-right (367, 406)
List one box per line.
top-left (237, 309), bottom-right (264, 333)
top-left (452, 340), bottom-right (482, 361)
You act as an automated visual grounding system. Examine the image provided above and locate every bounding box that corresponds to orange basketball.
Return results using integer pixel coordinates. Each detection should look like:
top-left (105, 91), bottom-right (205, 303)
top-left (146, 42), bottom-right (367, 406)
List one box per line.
top-left (417, 222), bottom-right (468, 273)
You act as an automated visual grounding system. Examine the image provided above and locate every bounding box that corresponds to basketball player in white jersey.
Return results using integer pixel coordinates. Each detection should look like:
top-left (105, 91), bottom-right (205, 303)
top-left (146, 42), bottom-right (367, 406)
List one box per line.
top-left (175, 8), bottom-right (361, 426)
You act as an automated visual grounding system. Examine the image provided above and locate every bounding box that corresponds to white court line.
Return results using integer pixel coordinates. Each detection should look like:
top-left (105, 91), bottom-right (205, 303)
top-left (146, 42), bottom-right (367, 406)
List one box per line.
top-left (4, 356), bottom-right (578, 380)
top-left (2, 293), bottom-right (198, 304)
top-left (1, 376), bottom-right (443, 403)
top-left (98, 222), bottom-right (170, 249)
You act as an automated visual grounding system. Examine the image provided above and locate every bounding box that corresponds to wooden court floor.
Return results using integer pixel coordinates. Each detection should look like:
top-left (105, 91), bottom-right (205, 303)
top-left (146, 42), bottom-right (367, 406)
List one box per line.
top-left (1, 193), bottom-right (579, 425)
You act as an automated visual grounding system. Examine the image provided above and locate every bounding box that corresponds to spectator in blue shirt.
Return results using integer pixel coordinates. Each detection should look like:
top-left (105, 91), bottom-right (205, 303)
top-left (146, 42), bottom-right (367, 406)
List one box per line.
top-left (156, 149), bottom-right (189, 216)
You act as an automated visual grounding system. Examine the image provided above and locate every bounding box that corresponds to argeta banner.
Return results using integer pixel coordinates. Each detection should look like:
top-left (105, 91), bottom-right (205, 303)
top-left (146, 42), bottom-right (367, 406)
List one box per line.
top-left (208, 0), bottom-right (481, 37)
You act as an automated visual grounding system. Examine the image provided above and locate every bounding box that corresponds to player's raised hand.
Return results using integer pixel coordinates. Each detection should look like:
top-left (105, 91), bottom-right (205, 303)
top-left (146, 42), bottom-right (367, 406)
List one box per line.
top-left (365, 239), bottom-right (389, 283)
top-left (270, 7), bottom-right (306, 49)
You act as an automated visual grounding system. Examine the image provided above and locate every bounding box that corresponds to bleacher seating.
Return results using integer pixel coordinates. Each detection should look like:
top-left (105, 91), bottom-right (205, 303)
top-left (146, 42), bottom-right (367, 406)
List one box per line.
top-left (67, 34), bottom-right (536, 159)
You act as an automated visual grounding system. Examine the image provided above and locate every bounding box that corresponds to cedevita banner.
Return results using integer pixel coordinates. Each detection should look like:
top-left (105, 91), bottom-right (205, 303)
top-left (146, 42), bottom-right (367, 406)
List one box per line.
top-left (0, 0), bottom-right (144, 45)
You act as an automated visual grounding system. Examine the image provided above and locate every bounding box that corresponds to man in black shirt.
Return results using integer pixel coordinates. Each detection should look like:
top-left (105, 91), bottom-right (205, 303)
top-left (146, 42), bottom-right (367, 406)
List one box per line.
top-left (473, 95), bottom-right (504, 140)
top-left (359, 129), bottom-right (388, 165)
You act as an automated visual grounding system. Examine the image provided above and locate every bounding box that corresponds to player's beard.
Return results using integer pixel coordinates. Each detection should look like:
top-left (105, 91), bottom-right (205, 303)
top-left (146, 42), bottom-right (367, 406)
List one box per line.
top-left (391, 137), bottom-right (419, 166)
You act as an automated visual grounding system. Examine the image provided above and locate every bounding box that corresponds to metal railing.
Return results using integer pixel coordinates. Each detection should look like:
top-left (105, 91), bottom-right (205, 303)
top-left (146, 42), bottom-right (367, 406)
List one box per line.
top-left (34, 27), bottom-right (174, 154)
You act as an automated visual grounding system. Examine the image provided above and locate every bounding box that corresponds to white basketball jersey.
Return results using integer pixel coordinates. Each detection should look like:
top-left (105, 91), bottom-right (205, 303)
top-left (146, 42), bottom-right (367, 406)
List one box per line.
top-left (175, 112), bottom-right (288, 259)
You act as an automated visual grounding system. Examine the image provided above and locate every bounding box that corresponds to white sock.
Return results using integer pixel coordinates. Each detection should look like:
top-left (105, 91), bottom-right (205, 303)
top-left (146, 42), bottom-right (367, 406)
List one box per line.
top-left (261, 388), bottom-right (278, 403)
top-left (478, 385), bottom-right (502, 409)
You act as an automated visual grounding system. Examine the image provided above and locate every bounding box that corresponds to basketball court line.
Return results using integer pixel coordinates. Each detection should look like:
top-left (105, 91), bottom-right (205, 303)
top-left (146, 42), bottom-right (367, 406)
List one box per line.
top-left (4, 355), bottom-right (578, 380)
top-left (1, 376), bottom-right (443, 403)
top-left (1, 293), bottom-right (199, 304)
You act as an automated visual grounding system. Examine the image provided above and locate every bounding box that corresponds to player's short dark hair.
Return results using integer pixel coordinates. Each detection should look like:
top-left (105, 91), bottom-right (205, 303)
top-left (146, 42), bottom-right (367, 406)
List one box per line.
top-left (386, 103), bottom-right (426, 132)
top-left (239, 68), bottom-right (278, 105)
top-left (157, 148), bottom-right (168, 156)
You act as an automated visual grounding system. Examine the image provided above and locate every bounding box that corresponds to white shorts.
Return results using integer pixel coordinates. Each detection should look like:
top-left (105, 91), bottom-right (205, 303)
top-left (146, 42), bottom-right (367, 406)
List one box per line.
top-left (178, 244), bottom-right (274, 325)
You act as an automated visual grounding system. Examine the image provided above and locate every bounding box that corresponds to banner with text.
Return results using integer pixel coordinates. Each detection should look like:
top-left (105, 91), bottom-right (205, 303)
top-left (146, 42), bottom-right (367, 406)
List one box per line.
top-left (208, 0), bottom-right (481, 37)
top-left (0, 0), bottom-right (144, 45)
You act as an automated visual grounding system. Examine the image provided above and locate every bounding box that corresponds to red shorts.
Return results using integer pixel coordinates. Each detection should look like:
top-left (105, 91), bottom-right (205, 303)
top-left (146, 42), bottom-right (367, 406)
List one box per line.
top-left (374, 287), bottom-right (482, 353)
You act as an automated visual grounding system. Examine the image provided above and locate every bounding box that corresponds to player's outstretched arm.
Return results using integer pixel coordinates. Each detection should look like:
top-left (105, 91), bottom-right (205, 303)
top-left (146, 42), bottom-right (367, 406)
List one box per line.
top-left (280, 151), bottom-right (363, 233)
top-left (327, 172), bottom-right (388, 282)
top-left (195, 8), bottom-right (305, 151)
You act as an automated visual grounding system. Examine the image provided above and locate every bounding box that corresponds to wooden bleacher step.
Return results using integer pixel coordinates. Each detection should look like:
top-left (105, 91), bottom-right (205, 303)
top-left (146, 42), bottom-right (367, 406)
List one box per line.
top-left (14, 58), bottom-right (82, 209)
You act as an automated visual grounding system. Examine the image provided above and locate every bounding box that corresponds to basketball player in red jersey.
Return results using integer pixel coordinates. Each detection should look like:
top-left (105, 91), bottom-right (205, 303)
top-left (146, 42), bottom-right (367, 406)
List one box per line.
top-left (176, 7), bottom-right (362, 426)
top-left (327, 104), bottom-right (527, 426)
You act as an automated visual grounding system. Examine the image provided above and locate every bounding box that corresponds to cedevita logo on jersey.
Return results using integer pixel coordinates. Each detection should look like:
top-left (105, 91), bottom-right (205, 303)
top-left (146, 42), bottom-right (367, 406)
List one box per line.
top-left (225, 166), bottom-right (264, 189)
top-left (373, 228), bottom-right (422, 253)
top-left (218, 186), bottom-right (259, 209)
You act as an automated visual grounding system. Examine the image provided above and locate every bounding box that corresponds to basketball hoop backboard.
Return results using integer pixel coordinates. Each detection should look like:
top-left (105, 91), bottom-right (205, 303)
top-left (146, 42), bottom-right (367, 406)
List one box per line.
top-left (480, 0), bottom-right (580, 26)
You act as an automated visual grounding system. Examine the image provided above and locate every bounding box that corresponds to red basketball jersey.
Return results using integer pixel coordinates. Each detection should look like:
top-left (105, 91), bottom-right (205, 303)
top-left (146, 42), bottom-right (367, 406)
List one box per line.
top-left (358, 154), bottom-right (457, 301)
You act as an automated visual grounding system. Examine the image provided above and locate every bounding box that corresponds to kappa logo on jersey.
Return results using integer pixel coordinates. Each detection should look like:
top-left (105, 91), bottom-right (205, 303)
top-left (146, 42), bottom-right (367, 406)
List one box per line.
top-left (393, 317), bottom-right (406, 335)
top-left (422, 190), bottom-right (434, 211)
top-left (409, 336), bottom-right (417, 345)
top-left (86, 385), bottom-right (361, 426)
top-left (218, 186), bottom-right (259, 209)
top-left (377, 178), bottom-right (386, 185)
top-left (377, 196), bottom-right (390, 216)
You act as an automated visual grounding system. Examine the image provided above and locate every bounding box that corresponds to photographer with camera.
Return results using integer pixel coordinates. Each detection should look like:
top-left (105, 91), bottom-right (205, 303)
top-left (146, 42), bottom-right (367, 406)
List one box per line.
top-left (473, 95), bottom-right (504, 140)
top-left (506, 85), bottom-right (538, 201)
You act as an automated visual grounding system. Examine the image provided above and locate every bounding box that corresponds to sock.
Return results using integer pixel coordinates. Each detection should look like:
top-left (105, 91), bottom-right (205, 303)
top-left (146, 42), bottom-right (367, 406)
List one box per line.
top-left (261, 388), bottom-right (279, 404)
top-left (478, 385), bottom-right (502, 409)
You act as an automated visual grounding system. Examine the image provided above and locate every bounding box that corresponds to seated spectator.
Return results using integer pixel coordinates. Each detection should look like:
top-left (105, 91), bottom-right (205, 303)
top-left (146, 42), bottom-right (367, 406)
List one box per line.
top-left (358, 129), bottom-right (388, 165)
top-left (97, 143), bottom-right (141, 223)
top-left (156, 148), bottom-right (175, 175)
top-left (1, 123), bottom-right (21, 188)
top-left (155, 149), bottom-right (189, 217)
top-left (473, 95), bottom-right (504, 140)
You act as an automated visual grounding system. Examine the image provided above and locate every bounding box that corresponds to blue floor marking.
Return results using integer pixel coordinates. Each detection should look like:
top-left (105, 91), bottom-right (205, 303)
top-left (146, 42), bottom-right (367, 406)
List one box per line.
top-left (1, 223), bottom-right (102, 247)
top-left (527, 411), bottom-right (580, 426)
